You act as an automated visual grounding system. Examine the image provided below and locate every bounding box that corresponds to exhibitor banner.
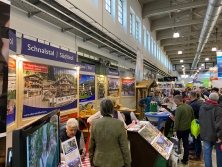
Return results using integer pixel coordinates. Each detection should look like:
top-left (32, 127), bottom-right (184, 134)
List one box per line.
top-left (22, 62), bottom-right (78, 118)
top-left (21, 38), bottom-right (76, 65)
top-left (0, 0), bottom-right (10, 134)
top-left (216, 51), bottom-right (222, 78)
top-left (209, 67), bottom-right (218, 81)
top-left (7, 57), bottom-right (16, 125)
top-left (107, 77), bottom-right (120, 97)
top-left (135, 48), bottom-right (144, 84)
top-left (79, 74), bottom-right (95, 102)
top-left (121, 78), bottom-right (135, 96)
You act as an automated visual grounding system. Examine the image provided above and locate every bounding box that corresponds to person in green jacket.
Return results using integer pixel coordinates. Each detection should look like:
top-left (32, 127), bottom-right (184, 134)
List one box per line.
top-left (89, 98), bottom-right (131, 167)
top-left (173, 95), bottom-right (195, 165)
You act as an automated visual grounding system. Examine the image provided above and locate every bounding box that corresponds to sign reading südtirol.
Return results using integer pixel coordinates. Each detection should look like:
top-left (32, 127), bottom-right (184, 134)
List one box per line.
top-left (21, 38), bottom-right (77, 64)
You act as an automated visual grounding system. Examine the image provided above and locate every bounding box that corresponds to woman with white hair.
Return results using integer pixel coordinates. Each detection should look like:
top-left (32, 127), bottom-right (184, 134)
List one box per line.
top-left (89, 99), bottom-right (131, 167)
top-left (60, 118), bottom-right (86, 160)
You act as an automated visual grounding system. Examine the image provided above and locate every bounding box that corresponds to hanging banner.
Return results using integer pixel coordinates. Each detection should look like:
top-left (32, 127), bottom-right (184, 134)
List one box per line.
top-left (23, 62), bottom-right (78, 118)
top-left (6, 57), bottom-right (16, 125)
top-left (21, 38), bottom-right (76, 65)
top-left (216, 51), bottom-right (222, 78)
top-left (135, 48), bottom-right (144, 84)
top-left (107, 77), bottom-right (120, 97)
top-left (97, 76), bottom-right (105, 99)
top-left (209, 67), bottom-right (218, 81)
top-left (107, 69), bottom-right (120, 76)
top-left (76, 62), bottom-right (95, 73)
top-left (0, 0), bottom-right (10, 135)
top-left (79, 74), bottom-right (95, 102)
top-left (121, 78), bottom-right (135, 96)
top-left (9, 29), bottom-right (16, 52)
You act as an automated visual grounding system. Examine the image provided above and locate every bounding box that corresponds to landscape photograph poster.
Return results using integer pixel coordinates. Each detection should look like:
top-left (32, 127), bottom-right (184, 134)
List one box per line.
top-left (79, 74), bottom-right (95, 102)
top-left (121, 78), bottom-right (135, 96)
top-left (107, 77), bottom-right (120, 97)
top-left (97, 76), bottom-right (106, 99)
top-left (7, 57), bottom-right (16, 125)
top-left (23, 62), bottom-right (77, 118)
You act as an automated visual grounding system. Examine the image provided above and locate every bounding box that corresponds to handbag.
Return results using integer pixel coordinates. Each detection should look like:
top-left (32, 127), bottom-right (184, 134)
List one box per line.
top-left (190, 119), bottom-right (200, 139)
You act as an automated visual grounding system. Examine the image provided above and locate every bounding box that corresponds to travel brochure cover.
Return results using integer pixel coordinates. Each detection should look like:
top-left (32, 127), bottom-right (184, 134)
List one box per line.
top-left (138, 124), bottom-right (173, 160)
top-left (23, 62), bottom-right (78, 118)
top-left (61, 136), bottom-right (82, 167)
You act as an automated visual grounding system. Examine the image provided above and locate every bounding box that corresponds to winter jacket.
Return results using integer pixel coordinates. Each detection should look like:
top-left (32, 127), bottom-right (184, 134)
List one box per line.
top-left (189, 99), bottom-right (203, 119)
top-left (199, 100), bottom-right (222, 142)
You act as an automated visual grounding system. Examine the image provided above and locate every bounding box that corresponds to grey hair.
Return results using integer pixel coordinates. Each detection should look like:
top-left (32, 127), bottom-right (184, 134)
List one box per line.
top-left (100, 98), bottom-right (114, 116)
top-left (189, 91), bottom-right (197, 98)
top-left (66, 118), bottom-right (78, 129)
top-left (173, 95), bottom-right (183, 102)
top-left (209, 93), bottom-right (219, 102)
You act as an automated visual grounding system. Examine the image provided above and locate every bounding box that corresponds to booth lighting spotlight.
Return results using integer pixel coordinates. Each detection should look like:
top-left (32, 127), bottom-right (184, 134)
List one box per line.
top-left (205, 58), bottom-right (209, 61)
top-left (181, 65), bottom-right (184, 67)
top-left (180, 60), bottom-right (183, 63)
top-left (197, 70), bottom-right (199, 72)
top-left (212, 47), bottom-right (217, 51)
top-left (199, 67), bottom-right (201, 70)
top-left (173, 32), bottom-right (180, 38)
top-left (201, 64), bottom-right (204, 66)
top-left (178, 51), bottom-right (182, 54)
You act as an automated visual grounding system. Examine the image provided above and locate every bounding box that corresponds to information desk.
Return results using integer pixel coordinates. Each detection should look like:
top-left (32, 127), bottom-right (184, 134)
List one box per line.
top-left (145, 112), bottom-right (170, 130)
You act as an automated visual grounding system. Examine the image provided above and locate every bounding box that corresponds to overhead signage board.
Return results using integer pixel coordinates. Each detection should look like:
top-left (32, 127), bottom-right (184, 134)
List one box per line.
top-left (76, 62), bottom-right (95, 73)
top-left (107, 69), bottom-right (120, 76)
top-left (21, 38), bottom-right (76, 65)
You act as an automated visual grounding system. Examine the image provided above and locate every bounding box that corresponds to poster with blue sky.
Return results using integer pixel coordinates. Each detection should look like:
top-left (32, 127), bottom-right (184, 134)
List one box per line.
top-left (79, 74), bottom-right (95, 102)
top-left (217, 51), bottom-right (222, 78)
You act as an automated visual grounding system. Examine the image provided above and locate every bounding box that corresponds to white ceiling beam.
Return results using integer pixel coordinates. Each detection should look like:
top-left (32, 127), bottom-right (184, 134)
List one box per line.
top-left (151, 8), bottom-right (222, 31)
top-left (143, 0), bottom-right (207, 18)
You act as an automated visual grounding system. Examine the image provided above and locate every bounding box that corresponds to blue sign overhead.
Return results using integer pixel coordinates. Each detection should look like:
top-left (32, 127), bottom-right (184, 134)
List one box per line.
top-left (107, 69), bottom-right (120, 76)
top-left (9, 29), bottom-right (16, 52)
top-left (77, 62), bottom-right (95, 73)
top-left (21, 38), bottom-right (76, 64)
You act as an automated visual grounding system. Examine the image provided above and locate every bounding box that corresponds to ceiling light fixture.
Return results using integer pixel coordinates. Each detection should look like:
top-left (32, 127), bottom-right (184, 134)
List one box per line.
top-left (180, 60), bottom-right (184, 63)
top-left (178, 51), bottom-right (182, 54)
top-left (201, 64), bottom-right (204, 66)
top-left (181, 65), bottom-right (184, 67)
top-left (199, 67), bottom-right (201, 70)
top-left (173, 32), bottom-right (180, 38)
top-left (212, 47), bottom-right (217, 51)
top-left (205, 58), bottom-right (209, 61)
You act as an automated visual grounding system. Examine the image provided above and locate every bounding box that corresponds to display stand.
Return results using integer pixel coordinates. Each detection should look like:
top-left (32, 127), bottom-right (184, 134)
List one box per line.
top-left (128, 131), bottom-right (159, 167)
top-left (135, 79), bottom-right (157, 118)
top-left (127, 121), bottom-right (173, 167)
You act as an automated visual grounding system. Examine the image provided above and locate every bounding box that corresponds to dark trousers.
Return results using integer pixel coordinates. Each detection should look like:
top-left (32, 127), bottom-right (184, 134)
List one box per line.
top-left (177, 129), bottom-right (190, 162)
top-left (193, 135), bottom-right (202, 158)
top-left (164, 118), bottom-right (173, 137)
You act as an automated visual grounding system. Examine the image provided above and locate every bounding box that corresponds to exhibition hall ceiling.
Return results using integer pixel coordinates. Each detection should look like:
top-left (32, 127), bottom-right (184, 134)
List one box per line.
top-left (139, 0), bottom-right (220, 73)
